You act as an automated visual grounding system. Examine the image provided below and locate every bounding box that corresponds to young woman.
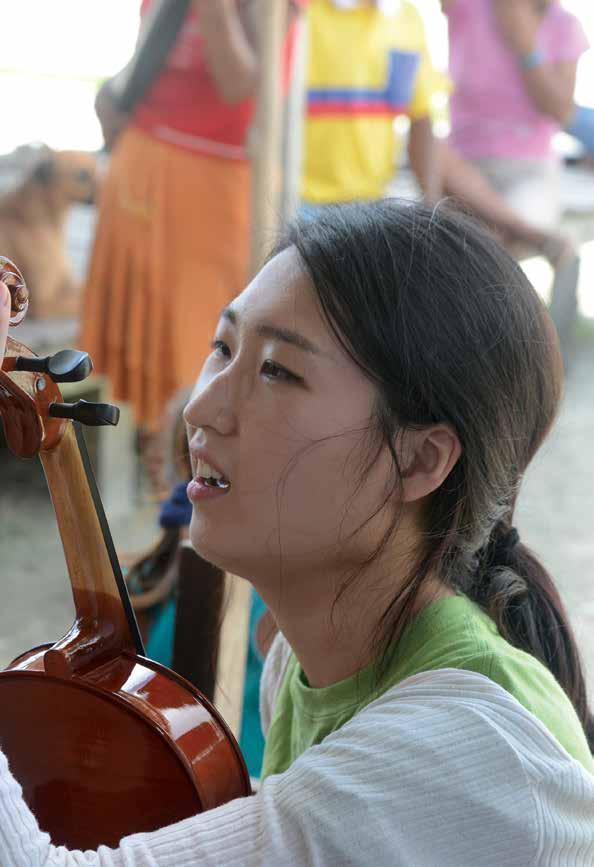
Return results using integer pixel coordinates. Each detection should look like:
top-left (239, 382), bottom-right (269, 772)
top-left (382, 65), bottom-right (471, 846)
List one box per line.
top-left (1, 201), bottom-right (593, 865)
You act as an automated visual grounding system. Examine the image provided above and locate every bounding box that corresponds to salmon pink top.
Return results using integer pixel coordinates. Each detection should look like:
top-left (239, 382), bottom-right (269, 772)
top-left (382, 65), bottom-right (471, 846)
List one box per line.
top-left (133, 0), bottom-right (305, 159)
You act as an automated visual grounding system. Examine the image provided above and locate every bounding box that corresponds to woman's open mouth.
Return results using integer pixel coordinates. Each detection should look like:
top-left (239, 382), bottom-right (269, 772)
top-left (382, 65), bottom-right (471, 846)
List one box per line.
top-left (187, 458), bottom-right (231, 502)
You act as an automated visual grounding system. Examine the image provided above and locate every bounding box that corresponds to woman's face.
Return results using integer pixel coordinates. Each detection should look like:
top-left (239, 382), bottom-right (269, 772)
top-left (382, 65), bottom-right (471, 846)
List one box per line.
top-left (184, 248), bottom-right (396, 586)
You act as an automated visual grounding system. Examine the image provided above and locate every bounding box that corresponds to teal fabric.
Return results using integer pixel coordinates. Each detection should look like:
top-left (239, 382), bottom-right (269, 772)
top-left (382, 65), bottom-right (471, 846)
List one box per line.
top-left (145, 596), bottom-right (176, 668)
top-left (144, 586), bottom-right (267, 779)
top-left (239, 590), bottom-right (267, 779)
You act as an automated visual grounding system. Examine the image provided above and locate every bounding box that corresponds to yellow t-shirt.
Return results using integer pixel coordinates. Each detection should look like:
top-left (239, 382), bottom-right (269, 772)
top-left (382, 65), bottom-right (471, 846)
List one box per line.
top-left (302, 0), bottom-right (441, 203)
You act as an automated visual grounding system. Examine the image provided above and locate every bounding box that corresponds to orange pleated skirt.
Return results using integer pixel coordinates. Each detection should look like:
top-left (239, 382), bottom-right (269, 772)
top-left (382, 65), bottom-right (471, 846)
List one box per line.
top-left (80, 127), bottom-right (251, 430)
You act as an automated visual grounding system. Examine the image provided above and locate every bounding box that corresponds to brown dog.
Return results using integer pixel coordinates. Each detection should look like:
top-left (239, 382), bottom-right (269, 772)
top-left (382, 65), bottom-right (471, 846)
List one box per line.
top-left (0, 148), bottom-right (97, 318)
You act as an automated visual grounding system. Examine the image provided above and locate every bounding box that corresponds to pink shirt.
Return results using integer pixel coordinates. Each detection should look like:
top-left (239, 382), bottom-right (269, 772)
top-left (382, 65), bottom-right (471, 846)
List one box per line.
top-left (447, 0), bottom-right (588, 160)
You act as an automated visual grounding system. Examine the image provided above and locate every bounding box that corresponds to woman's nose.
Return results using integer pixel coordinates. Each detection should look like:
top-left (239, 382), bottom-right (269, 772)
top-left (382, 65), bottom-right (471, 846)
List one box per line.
top-left (183, 376), bottom-right (238, 437)
top-left (211, 406), bottom-right (236, 435)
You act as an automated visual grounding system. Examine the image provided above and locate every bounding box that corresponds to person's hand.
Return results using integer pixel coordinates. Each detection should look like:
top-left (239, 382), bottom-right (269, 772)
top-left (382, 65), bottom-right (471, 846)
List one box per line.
top-left (534, 232), bottom-right (576, 270)
top-left (493, 0), bottom-right (542, 57)
top-left (0, 281), bottom-right (10, 361)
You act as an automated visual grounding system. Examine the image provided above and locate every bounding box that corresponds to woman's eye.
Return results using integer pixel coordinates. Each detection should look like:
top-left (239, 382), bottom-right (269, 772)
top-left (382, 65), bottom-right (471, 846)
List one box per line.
top-left (211, 339), bottom-right (231, 360)
top-left (261, 360), bottom-right (302, 384)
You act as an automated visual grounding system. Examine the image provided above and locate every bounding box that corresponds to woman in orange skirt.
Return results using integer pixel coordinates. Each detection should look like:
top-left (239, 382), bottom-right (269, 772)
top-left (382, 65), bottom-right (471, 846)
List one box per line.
top-left (82, 128), bottom-right (251, 432)
top-left (82, 0), bottom-right (302, 436)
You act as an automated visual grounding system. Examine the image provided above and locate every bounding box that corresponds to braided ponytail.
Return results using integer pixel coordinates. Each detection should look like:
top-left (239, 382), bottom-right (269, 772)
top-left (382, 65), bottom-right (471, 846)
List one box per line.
top-left (469, 522), bottom-right (594, 751)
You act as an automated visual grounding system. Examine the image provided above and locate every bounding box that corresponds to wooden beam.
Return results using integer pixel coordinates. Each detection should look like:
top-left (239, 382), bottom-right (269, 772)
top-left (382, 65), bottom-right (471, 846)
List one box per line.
top-left (250, 0), bottom-right (288, 274)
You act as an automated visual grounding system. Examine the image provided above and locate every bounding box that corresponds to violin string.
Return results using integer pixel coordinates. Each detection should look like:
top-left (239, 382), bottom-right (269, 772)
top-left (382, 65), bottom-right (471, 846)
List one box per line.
top-left (73, 422), bottom-right (146, 655)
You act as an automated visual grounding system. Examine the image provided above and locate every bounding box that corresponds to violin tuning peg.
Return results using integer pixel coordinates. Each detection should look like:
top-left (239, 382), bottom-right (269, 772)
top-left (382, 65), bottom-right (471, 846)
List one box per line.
top-left (15, 349), bottom-right (93, 383)
top-left (49, 399), bottom-right (120, 427)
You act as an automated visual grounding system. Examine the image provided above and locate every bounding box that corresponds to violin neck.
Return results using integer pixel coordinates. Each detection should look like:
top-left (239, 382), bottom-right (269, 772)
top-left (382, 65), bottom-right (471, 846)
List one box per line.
top-left (40, 423), bottom-right (144, 669)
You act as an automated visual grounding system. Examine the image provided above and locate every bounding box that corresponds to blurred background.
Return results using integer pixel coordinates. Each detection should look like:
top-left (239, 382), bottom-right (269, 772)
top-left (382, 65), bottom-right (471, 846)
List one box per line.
top-left (3, 1), bottom-right (593, 312)
top-left (0, 2), bottom-right (139, 154)
top-left (2, 1), bottom-right (593, 153)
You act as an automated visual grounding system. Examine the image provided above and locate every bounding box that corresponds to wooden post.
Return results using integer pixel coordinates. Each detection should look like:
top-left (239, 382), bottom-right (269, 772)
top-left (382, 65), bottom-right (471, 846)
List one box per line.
top-left (250, 0), bottom-right (288, 274)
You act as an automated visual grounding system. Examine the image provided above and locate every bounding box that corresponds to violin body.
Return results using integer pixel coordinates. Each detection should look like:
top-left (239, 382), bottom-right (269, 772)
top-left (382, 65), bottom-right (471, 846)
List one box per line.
top-left (0, 650), bottom-right (248, 850)
top-left (0, 258), bottom-right (250, 849)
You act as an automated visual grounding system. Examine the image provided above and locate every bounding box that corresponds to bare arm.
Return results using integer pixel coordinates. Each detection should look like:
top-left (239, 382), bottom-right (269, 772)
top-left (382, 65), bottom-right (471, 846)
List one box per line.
top-left (193, 0), bottom-right (259, 105)
top-left (494, 0), bottom-right (576, 124)
top-left (408, 116), bottom-right (442, 203)
top-left (441, 140), bottom-right (571, 263)
top-left (442, 141), bottom-right (529, 239)
top-left (194, 1), bottom-right (302, 106)
top-left (518, 60), bottom-right (577, 125)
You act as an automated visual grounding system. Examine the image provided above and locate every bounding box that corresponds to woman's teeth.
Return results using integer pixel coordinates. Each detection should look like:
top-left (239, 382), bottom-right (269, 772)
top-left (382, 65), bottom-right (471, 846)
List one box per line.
top-left (195, 458), bottom-right (231, 489)
top-left (204, 477), bottom-right (230, 489)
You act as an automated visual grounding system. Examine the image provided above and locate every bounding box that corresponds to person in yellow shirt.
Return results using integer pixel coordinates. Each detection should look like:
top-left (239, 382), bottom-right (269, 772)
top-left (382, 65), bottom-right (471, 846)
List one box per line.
top-left (301, 1), bottom-right (570, 266)
top-left (301, 0), bottom-right (442, 210)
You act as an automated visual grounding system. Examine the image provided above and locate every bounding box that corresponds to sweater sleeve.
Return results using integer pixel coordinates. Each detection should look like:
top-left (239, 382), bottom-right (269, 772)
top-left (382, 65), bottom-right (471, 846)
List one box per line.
top-left (0, 669), bottom-right (593, 867)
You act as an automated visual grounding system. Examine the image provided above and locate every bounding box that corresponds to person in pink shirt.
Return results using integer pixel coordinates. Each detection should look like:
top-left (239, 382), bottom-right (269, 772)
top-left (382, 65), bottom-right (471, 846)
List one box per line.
top-left (443, 0), bottom-right (588, 236)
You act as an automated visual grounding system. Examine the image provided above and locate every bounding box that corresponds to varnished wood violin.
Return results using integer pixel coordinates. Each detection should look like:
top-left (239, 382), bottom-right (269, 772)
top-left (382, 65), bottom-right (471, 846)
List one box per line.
top-left (0, 257), bottom-right (250, 850)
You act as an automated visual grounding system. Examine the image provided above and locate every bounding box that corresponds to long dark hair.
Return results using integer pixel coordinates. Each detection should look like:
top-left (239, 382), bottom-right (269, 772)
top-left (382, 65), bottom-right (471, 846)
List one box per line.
top-left (276, 199), bottom-right (594, 750)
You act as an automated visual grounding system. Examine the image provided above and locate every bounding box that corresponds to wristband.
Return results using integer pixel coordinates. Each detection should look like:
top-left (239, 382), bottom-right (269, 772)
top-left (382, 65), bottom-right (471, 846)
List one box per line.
top-left (520, 49), bottom-right (544, 71)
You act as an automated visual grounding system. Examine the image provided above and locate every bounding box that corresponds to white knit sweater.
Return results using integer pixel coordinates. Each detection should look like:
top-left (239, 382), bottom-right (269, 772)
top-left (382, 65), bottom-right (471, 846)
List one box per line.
top-left (0, 634), bottom-right (593, 866)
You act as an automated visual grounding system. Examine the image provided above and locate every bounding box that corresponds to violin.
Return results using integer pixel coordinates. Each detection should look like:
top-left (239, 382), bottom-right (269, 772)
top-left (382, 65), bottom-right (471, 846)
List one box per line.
top-left (0, 258), bottom-right (250, 849)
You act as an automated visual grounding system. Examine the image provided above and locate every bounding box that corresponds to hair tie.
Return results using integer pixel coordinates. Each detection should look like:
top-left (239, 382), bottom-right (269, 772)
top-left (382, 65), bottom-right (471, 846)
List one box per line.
top-left (488, 526), bottom-right (521, 567)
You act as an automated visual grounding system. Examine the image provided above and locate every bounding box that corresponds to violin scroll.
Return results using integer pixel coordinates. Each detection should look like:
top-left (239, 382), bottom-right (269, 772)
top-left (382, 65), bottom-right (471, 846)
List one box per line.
top-left (0, 256), bottom-right (28, 326)
top-left (0, 255), bottom-right (120, 456)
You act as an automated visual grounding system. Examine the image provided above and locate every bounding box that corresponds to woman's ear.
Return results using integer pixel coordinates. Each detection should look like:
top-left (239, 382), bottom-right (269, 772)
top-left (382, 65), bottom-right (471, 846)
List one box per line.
top-left (397, 425), bottom-right (461, 503)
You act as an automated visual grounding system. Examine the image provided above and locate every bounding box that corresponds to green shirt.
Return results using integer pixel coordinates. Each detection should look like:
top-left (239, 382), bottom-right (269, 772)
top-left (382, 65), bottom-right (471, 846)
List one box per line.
top-left (262, 594), bottom-right (594, 779)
